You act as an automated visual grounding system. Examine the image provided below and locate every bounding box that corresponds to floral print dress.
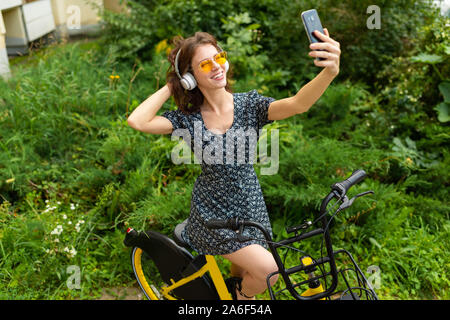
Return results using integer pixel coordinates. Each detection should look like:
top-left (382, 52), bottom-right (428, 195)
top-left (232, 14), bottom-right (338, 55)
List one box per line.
top-left (161, 89), bottom-right (275, 255)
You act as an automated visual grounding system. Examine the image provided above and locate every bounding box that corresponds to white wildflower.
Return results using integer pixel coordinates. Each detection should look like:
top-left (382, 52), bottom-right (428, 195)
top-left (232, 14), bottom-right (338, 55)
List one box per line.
top-left (63, 214), bottom-right (67, 220)
top-left (75, 220), bottom-right (85, 232)
top-left (65, 246), bottom-right (77, 258)
top-left (69, 247), bottom-right (77, 258)
top-left (50, 225), bottom-right (63, 236)
top-left (44, 206), bottom-right (57, 212)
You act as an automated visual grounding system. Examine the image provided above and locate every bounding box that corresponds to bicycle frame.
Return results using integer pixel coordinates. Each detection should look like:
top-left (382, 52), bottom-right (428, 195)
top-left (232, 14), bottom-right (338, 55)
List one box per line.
top-left (126, 230), bottom-right (232, 300)
top-left (156, 254), bottom-right (231, 300)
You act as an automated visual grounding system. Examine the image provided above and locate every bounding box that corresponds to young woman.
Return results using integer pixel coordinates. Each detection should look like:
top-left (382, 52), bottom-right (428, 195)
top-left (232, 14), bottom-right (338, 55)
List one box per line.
top-left (127, 31), bottom-right (340, 300)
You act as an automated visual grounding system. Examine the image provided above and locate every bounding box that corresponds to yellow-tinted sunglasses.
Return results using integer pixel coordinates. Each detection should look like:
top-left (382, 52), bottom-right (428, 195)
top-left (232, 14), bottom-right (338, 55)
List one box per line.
top-left (198, 51), bottom-right (228, 73)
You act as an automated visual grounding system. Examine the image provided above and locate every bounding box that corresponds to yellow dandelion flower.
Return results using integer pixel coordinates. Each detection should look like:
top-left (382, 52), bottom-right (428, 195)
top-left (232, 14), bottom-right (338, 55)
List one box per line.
top-left (115, 75), bottom-right (120, 79)
top-left (109, 75), bottom-right (115, 80)
top-left (155, 39), bottom-right (168, 54)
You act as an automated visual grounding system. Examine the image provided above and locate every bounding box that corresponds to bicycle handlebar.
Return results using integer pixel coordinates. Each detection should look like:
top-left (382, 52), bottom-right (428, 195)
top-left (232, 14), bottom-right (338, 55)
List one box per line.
top-left (206, 218), bottom-right (273, 244)
top-left (331, 169), bottom-right (366, 196)
top-left (205, 217), bottom-right (240, 231)
top-left (206, 169), bottom-right (369, 239)
top-left (205, 168), bottom-right (372, 301)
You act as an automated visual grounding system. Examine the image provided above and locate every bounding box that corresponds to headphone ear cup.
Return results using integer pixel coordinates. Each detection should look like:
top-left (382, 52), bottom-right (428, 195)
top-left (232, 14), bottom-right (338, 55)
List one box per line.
top-left (181, 72), bottom-right (197, 90)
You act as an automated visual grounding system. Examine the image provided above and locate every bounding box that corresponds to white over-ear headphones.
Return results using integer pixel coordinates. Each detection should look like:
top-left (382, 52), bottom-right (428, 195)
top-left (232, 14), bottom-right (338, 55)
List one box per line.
top-left (174, 44), bottom-right (229, 91)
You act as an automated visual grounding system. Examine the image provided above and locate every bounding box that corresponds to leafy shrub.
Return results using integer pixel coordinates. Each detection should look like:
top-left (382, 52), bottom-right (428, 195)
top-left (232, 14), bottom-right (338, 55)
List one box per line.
top-left (100, 0), bottom-right (440, 90)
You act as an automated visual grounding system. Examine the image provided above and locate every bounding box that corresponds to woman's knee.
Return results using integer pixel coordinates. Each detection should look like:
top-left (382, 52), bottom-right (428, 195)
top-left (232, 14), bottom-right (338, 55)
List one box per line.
top-left (222, 244), bottom-right (279, 286)
top-left (267, 270), bottom-right (279, 287)
top-left (243, 248), bottom-right (279, 287)
top-left (255, 259), bottom-right (279, 287)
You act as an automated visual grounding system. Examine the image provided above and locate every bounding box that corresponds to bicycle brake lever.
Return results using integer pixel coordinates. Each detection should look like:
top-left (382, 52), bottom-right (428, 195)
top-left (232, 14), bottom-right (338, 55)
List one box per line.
top-left (356, 190), bottom-right (375, 197)
top-left (339, 191), bottom-right (374, 211)
top-left (336, 195), bottom-right (350, 211)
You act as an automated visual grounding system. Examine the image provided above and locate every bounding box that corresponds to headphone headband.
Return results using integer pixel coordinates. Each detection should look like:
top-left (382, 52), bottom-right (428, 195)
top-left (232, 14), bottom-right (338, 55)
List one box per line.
top-left (174, 47), bottom-right (183, 80)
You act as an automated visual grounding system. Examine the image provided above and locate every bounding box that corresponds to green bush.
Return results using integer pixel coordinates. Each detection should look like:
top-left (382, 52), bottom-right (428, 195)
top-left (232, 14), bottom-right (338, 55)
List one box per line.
top-left (100, 0), bottom-right (440, 90)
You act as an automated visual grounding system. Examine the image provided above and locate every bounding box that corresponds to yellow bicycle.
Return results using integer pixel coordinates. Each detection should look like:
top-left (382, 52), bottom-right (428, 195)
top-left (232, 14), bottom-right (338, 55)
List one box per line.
top-left (124, 169), bottom-right (379, 300)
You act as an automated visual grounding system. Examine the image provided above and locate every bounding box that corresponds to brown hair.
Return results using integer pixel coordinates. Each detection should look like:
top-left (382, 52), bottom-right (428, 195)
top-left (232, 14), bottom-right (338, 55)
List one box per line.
top-left (166, 32), bottom-right (233, 114)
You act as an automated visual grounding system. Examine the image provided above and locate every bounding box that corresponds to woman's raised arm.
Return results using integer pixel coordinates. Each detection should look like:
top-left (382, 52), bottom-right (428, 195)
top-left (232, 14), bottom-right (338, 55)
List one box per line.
top-left (266, 28), bottom-right (340, 121)
top-left (127, 84), bottom-right (174, 134)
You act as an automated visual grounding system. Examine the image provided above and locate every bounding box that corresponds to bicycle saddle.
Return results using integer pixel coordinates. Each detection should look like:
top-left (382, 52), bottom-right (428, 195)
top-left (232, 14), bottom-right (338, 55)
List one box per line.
top-left (174, 219), bottom-right (190, 249)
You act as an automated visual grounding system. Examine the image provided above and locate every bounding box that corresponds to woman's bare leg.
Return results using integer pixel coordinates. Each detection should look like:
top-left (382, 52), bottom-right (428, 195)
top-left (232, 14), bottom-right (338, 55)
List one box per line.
top-left (230, 263), bottom-right (245, 278)
top-left (222, 244), bottom-right (279, 300)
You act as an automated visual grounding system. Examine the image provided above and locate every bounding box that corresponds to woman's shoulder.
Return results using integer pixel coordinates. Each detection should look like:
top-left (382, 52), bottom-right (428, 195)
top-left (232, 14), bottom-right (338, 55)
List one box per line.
top-left (161, 107), bottom-right (201, 131)
top-left (234, 89), bottom-right (258, 97)
top-left (234, 89), bottom-right (271, 100)
top-left (233, 89), bottom-right (259, 104)
top-left (234, 89), bottom-right (275, 106)
top-left (162, 107), bottom-right (199, 119)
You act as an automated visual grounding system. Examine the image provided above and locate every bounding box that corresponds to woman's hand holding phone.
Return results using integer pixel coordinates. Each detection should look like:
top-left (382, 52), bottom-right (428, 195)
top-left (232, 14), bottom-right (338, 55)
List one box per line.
top-left (308, 28), bottom-right (341, 77)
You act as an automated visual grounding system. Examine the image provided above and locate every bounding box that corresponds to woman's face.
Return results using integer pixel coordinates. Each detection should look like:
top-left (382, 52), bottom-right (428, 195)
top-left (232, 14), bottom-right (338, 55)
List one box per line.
top-left (190, 44), bottom-right (227, 91)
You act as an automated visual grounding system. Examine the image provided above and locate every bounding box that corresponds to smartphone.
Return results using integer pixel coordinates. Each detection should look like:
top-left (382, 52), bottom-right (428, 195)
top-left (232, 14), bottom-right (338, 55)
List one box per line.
top-left (301, 9), bottom-right (326, 61)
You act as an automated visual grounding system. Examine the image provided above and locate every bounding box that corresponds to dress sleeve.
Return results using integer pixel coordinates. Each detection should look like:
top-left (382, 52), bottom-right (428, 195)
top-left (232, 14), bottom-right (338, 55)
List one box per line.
top-left (161, 109), bottom-right (184, 131)
top-left (249, 89), bottom-right (276, 130)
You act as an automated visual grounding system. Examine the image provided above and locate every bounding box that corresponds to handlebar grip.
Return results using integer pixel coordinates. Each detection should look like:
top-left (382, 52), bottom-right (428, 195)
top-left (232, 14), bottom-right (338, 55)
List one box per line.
top-left (332, 169), bottom-right (367, 195)
top-left (205, 218), bottom-right (240, 231)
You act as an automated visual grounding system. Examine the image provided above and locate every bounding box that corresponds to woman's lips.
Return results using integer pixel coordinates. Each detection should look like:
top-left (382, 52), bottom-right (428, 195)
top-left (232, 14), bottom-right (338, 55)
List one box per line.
top-left (211, 73), bottom-right (224, 81)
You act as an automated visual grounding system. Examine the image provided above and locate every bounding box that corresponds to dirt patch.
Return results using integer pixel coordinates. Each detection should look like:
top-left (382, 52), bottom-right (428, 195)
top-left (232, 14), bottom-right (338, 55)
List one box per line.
top-left (98, 286), bottom-right (145, 300)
